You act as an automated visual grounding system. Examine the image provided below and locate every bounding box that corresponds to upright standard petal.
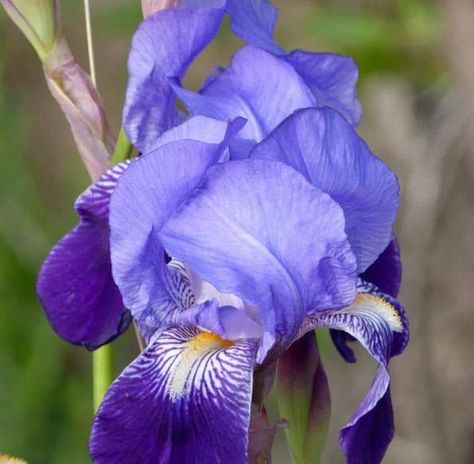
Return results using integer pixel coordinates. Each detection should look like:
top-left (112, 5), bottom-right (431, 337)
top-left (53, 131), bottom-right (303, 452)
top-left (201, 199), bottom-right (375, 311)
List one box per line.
top-left (123, 1), bottom-right (225, 151)
top-left (225, 0), bottom-right (284, 55)
top-left (160, 159), bottom-right (357, 357)
top-left (298, 281), bottom-right (409, 464)
top-left (172, 46), bottom-right (315, 144)
top-left (90, 326), bottom-right (256, 464)
top-left (285, 51), bottom-right (361, 126)
top-left (251, 108), bottom-right (399, 272)
top-left (222, 2), bottom-right (361, 125)
top-left (109, 120), bottom-right (242, 335)
top-left (37, 162), bottom-right (131, 350)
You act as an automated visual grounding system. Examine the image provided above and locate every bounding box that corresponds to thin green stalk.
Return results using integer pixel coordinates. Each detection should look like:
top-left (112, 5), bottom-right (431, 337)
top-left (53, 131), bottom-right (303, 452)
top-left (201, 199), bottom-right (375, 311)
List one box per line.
top-left (93, 346), bottom-right (113, 411)
top-left (83, 0), bottom-right (114, 412)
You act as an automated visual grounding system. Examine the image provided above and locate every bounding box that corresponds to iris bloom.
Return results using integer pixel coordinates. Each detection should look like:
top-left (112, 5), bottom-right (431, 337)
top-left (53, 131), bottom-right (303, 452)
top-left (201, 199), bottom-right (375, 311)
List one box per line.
top-left (37, 1), bottom-right (408, 463)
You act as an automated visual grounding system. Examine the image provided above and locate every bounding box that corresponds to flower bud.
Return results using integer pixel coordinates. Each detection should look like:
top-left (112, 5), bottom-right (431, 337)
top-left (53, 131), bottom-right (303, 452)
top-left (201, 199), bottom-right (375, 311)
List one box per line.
top-left (1, 0), bottom-right (59, 60)
top-left (43, 37), bottom-right (114, 180)
top-left (277, 332), bottom-right (331, 464)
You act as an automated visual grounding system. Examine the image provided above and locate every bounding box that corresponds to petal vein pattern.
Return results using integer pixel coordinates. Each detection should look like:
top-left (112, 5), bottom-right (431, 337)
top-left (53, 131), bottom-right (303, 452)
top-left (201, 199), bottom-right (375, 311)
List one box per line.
top-left (90, 326), bottom-right (256, 464)
top-left (297, 280), bottom-right (409, 463)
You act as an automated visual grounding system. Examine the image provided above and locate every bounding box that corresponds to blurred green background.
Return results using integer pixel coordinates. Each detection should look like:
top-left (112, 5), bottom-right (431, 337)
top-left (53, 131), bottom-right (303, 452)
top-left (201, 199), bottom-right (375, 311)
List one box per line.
top-left (1, 0), bottom-right (473, 463)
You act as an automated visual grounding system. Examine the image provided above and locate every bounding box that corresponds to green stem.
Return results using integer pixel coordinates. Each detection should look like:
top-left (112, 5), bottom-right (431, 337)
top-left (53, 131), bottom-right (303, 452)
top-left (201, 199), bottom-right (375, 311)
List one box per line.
top-left (112, 127), bottom-right (133, 164)
top-left (89, 129), bottom-right (130, 412)
top-left (93, 345), bottom-right (113, 412)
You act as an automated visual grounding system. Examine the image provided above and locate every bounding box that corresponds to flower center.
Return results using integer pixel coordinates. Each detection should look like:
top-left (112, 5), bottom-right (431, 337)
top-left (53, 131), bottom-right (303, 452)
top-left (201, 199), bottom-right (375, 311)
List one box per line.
top-left (167, 332), bottom-right (234, 401)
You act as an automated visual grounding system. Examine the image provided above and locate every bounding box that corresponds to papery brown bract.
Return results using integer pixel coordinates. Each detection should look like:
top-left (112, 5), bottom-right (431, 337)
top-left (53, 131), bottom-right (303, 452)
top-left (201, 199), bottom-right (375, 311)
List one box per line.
top-left (141, 0), bottom-right (180, 18)
top-left (43, 37), bottom-right (114, 181)
top-left (1, 0), bottom-right (115, 180)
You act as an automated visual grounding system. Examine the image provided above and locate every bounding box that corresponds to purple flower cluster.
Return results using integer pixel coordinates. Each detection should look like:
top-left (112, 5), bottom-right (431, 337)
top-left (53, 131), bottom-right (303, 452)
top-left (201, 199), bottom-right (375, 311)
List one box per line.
top-left (37, 1), bottom-right (409, 463)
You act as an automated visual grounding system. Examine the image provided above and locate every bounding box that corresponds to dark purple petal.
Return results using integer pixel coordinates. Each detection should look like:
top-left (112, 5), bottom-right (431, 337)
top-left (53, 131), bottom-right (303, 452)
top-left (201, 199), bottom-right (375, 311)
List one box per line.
top-left (160, 159), bottom-right (357, 359)
top-left (109, 119), bottom-right (242, 335)
top-left (90, 326), bottom-right (256, 464)
top-left (340, 378), bottom-right (394, 464)
top-left (123, 1), bottom-right (225, 151)
top-left (251, 107), bottom-right (399, 272)
top-left (225, 0), bottom-right (284, 55)
top-left (297, 283), bottom-right (408, 463)
top-left (285, 51), bottom-right (361, 126)
top-left (361, 237), bottom-right (402, 298)
top-left (330, 329), bottom-right (356, 364)
top-left (37, 162), bottom-right (131, 350)
top-left (172, 46), bottom-right (315, 145)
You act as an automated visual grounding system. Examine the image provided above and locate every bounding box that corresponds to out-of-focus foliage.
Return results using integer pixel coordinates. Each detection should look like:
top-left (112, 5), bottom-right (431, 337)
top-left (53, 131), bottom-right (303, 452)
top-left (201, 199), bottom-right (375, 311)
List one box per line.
top-left (0, 1), bottom-right (462, 463)
top-left (305, 0), bottom-right (441, 82)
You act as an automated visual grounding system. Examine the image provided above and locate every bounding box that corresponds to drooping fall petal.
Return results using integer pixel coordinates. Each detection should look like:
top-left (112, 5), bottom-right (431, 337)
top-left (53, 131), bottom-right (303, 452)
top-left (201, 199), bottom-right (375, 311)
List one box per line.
top-left (298, 281), bottom-right (409, 464)
top-left (90, 326), bottom-right (257, 464)
top-left (37, 162), bottom-right (131, 349)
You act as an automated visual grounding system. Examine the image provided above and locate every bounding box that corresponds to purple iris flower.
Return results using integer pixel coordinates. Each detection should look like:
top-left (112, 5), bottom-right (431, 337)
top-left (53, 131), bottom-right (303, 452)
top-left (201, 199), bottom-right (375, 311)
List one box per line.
top-left (36, 1), bottom-right (408, 462)
top-left (36, 0), bottom-right (363, 350)
top-left (87, 104), bottom-right (408, 463)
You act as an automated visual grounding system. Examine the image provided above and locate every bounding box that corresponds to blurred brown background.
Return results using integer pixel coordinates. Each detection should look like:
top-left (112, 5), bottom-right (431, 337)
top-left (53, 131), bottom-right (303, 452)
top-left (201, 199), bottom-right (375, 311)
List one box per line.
top-left (1, 0), bottom-right (473, 463)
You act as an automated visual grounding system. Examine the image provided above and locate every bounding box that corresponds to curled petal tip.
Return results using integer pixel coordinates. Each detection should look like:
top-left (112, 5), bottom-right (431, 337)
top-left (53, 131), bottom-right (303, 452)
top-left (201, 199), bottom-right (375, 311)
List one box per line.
top-left (90, 327), bottom-right (256, 463)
